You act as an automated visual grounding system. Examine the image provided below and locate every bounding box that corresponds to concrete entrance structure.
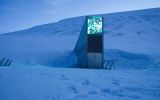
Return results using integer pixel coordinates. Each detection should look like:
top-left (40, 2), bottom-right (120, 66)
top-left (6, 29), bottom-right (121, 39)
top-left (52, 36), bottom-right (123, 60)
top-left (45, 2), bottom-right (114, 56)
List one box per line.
top-left (74, 16), bottom-right (104, 69)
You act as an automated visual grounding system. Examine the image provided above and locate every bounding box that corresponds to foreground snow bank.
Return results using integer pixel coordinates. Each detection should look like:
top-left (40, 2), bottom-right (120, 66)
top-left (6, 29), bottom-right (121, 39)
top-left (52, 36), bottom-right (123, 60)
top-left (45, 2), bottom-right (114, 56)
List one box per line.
top-left (0, 66), bottom-right (159, 100)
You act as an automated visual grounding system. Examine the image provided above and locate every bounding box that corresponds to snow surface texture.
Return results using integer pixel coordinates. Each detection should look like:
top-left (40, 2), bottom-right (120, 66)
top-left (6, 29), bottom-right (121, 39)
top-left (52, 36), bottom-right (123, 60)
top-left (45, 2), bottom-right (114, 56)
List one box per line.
top-left (0, 8), bottom-right (160, 100)
top-left (0, 66), bottom-right (160, 100)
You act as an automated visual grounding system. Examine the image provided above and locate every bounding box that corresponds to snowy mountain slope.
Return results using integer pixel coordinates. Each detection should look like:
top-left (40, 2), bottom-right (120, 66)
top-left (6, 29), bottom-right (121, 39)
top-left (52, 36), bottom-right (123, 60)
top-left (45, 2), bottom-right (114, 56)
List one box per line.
top-left (3, 8), bottom-right (160, 36)
top-left (0, 66), bottom-right (160, 100)
top-left (0, 8), bottom-right (160, 100)
top-left (0, 8), bottom-right (160, 68)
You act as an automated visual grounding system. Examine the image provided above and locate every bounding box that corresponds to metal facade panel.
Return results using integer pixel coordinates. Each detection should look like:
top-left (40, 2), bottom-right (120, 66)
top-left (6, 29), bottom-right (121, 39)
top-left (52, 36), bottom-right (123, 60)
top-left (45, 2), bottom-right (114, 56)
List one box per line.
top-left (88, 35), bottom-right (103, 53)
top-left (87, 53), bottom-right (103, 69)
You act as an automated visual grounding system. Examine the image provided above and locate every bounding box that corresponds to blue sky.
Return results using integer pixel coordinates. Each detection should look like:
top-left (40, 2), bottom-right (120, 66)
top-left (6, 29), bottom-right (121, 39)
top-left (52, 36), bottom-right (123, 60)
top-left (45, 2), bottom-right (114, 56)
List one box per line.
top-left (0, 0), bottom-right (160, 33)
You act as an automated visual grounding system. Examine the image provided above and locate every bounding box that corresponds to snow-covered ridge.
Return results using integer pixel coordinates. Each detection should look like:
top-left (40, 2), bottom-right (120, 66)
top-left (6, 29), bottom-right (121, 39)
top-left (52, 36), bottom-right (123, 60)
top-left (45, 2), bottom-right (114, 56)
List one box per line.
top-left (2, 8), bottom-right (160, 36)
top-left (0, 8), bottom-right (160, 69)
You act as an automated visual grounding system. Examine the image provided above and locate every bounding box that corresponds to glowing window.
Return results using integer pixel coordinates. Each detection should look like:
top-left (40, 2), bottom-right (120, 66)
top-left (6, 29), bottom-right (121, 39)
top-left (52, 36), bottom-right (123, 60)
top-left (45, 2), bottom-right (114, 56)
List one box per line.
top-left (87, 16), bottom-right (102, 34)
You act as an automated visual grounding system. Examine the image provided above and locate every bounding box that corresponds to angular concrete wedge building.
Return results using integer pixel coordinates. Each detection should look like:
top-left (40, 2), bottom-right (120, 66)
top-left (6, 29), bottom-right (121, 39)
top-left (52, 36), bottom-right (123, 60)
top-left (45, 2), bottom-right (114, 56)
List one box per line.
top-left (74, 16), bottom-right (104, 69)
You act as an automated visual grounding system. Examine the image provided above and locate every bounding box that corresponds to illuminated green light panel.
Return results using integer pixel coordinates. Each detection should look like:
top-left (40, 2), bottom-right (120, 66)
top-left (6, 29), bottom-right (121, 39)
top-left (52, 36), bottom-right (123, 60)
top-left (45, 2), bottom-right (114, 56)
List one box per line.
top-left (87, 16), bottom-right (102, 34)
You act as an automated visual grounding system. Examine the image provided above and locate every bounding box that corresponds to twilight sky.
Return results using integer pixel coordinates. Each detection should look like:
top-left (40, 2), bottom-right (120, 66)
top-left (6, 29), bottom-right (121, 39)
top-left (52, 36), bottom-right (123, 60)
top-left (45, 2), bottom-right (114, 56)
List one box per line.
top-left (0, 0), bottom-right (160, 33)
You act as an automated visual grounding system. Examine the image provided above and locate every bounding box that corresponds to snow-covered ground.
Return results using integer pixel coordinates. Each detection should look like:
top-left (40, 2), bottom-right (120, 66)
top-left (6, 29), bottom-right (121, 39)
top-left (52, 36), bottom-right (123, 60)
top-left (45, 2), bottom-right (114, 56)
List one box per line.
top-left (0, 8), bottom-right (160, 100)
top-left (0, 66), bottom-right (160, 100)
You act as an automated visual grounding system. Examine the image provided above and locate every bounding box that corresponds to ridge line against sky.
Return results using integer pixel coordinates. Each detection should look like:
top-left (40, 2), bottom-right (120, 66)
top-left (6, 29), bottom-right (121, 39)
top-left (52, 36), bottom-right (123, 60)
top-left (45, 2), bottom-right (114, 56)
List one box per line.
top-left (0, 0), bottom-right (160, 34)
